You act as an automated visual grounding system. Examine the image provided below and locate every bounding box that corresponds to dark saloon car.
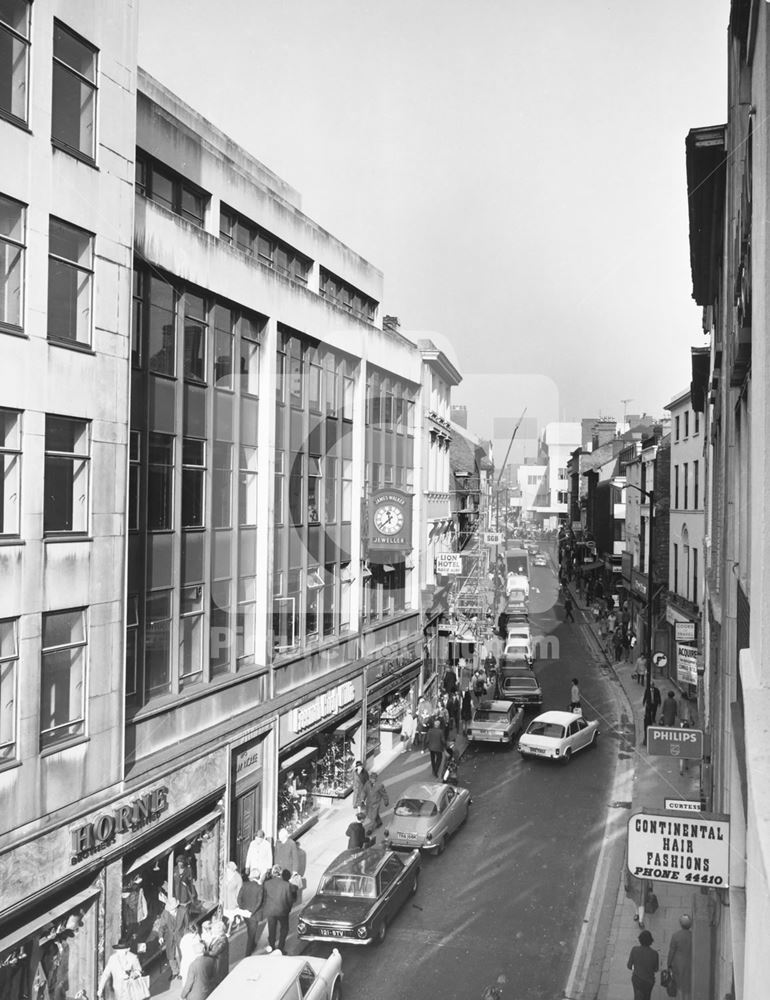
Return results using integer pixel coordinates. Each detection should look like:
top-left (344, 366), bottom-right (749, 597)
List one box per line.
top-left (296, 845), bottom-right (420, 945)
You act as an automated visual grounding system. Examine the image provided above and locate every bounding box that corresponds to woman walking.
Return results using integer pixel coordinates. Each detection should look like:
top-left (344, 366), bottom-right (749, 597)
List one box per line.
top-left (627, 929), bottom-right (659, 1000)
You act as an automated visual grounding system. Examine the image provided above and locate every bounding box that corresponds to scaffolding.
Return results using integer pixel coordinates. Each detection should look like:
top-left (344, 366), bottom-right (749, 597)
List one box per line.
top-left (452, 482), bottom-right (491, 622)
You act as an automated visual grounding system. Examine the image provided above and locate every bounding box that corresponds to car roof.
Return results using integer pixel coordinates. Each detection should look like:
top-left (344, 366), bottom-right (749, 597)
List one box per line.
top-left (531, 711), bottom-right (582, 725)
top-left (401, 781), bottom-right (449, 803)
top-left (324, 845), bottom-right (392, 877)
top-left (475, 700), bottom-right (516, 712)
top-left (208, 955), bottom-right (315, 999)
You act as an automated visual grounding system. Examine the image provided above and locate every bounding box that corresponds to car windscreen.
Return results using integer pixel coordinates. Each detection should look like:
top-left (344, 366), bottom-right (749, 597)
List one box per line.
top-left (394, 798), bottom-right (438, 818)
top-left (473, 710), bottom-right (508, 723)
top-left (525, 721), bottom-right (565, 738)
top-left (319, 874), bottom-right (377, 898)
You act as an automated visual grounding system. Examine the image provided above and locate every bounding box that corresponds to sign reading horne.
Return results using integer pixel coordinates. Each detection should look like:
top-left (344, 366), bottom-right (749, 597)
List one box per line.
top-left (368, 488), bottom-right (413, 558)
top-left (627, 810), bottom-right (730, 886)
top-left (71, 786), bottom-right (169, 864)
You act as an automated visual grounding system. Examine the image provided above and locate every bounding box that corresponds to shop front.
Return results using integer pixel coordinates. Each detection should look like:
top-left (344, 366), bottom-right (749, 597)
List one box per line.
top-left (277, 676), bottom-right (364, 836)
top-left (229, 729), bottom-right (272, 873)
top-left (364, 637), bottom-right (422, 758)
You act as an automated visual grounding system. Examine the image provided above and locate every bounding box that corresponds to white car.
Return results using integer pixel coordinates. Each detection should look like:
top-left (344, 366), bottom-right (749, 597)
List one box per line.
top-left (503, 637), bottom-right (532, 663)
top-left (468, 699), bottom-right (525, 745)
top-left (533, 553), bottom-right (548, 568)
top-left (517, 710), bottom-right (599, 763)
top-left (208, 951), bottom-right (342, 1000)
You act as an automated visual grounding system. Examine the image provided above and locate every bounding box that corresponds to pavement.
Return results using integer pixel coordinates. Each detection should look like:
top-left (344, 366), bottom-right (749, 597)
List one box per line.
top-left (153, 569), bottom-right (706, 999)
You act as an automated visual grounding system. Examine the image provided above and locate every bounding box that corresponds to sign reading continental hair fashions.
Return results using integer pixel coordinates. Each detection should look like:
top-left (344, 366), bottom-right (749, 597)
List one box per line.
top-left (627, 810), bottom-right (730, 886)
top-left (368, 488), bottom-right (413, 555)
top-left (70, 786), bottom-right (169, 863)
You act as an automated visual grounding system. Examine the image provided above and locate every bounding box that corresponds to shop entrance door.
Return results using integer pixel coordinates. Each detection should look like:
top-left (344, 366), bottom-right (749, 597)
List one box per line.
top-left (235, 785), bottom-right (261, 871)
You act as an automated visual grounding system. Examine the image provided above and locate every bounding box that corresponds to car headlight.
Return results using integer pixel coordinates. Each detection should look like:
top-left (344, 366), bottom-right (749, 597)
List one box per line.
top-left (356, 925), bottom-right (368, 939)
top-left (297, 919), bottom-right (307, 934)
top-left (554, 748), bottom-right (560, 756)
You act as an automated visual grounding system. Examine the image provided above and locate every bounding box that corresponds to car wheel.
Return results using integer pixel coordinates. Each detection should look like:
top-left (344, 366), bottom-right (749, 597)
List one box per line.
top-left (434, 836), bottom-right (446, 855)
top-left (410, 872), bottom-right (419, 895)
top-left (330, 982), bottom-right (342, 1000)
top-left (375, 920), bottom-right (388, 944)
top-left (561, 748), bottom-right (573, 765)
top-left (590, 730), bottom-right (599, 749)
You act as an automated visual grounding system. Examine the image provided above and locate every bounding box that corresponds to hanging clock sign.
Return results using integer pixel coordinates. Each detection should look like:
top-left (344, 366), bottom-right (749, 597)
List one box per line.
top-left (368, 488), bottom-right (413, 557)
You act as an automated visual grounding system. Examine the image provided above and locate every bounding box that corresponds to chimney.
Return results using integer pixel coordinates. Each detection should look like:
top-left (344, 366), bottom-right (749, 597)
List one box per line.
top-left (383, 315), bottom-right (400, 332)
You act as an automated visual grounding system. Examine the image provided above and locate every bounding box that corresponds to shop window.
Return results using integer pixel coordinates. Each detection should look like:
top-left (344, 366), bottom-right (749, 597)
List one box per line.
top-left (179, 584), bottom-right (204, 688)
top-left (52, 21), bottom-right (97, 162)
top-left (40, 607), bottom-right (86, 750)
top-left (380, 688), bottom-right (412, 733)
top-left (278, 746), bottom-right (319, 834)
top-left (0, 892), bottom-right (99, 1000)
top-left (314, 722), bottom-right (357, 799)
top-left (366, 701), bottom-right (381, 758)
top-left (210, 579), bottom-right (232, 675)
top-left (0, 617), bottom-right (18, 761)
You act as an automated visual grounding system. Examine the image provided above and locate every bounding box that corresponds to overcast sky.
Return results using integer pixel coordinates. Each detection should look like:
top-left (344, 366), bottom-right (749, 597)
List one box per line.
top-left (138, 0), bottom-right (727, 441)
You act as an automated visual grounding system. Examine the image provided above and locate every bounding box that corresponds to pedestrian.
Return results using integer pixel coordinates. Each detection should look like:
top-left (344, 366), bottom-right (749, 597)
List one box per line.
top-left (352, 761), bottom-right (371, 812)
top-left (437, 696), bottom-right (450, 740)
top-left (400, 711), bottom-right (416, 750)
top-left (274, 827), bottom-right (301, 878)
top-left (236, 869), bottom-right (265, 956)
top-left (460, 690), bottom-right (473, 734)
top-left (643, 682), bottom-right (661, 725)
top-left (661, 691), bottom-right (678, 727)
top-left (626, 928), bottom-right (659, 1000)
top-left (181, 936), bottom-right (217, 1000)
top-left (442, 665), bottom-right (458, 695)
top-left (178, 925), bottom-right (201, 988)
top-left (245, 829), bottom-right (273, 881)
top-left (459, 655), bottom-right (474, 691)
top-left (564, 595), bottom-right (574, 623)
top-left (204, 918), bottom-right (229, 988)
top-left (613, 629), bottom-right (624, 663)
top-left (262, 865), bottom-right (295, 953)
top-left (472, 668), bottom-right (487, 702)
top-left (666, 914), bottom-right (693, 1000)
top-left (173, 855), bottom-right (199, 924)
top-left (633, 653), bottom-right (648, 685)
top-left (155, 893), bottom-right (186, 981)
top-left (569, 678), bottom-right (581, 714)
top-left (366, 772), bottom-right (389, 830)
top-left (446, 691), bottom-right (461, 734)
top-left (607, 611), bottom-right (617, 634)
top-left (221, 861), bottom-right (245, 927)
top-left (97, 940), bottom-right (144, 1000)
top-left (427, 718), bottom-right (447, 777)
top-left (346, 811), bottom-right (367, 849)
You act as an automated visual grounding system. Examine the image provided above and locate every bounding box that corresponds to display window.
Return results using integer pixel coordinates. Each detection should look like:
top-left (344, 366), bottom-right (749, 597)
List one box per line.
top-left (0, 889), bottom-right (98, 1000)
top-left (314, 718), bottom-right (358, 799)
top-left (379, 689), bottom-right (412, 732)
top-left (277, 746), bottom-right (319, 835)
top-left (121, 813), bottom-right (221, 982)
top-left (365, 702), bottom-right (381, 758)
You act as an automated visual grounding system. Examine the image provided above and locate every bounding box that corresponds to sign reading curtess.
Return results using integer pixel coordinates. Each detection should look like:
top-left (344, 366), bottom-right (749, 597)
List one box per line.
top-left (70, 786), bottom-right (169, 864)
top-left (627, 810), bottom-right (730, 886)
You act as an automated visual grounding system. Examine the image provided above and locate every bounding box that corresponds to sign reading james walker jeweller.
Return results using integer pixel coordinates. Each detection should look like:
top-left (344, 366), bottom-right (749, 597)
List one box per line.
top-left (70, 786), bottom-right (169, 863)
top-left (367, 488), bottom-right (413, 554)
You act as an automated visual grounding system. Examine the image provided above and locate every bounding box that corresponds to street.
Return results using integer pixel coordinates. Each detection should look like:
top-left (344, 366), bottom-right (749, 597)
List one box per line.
top-left (304, 556), bottom-right (625, 999)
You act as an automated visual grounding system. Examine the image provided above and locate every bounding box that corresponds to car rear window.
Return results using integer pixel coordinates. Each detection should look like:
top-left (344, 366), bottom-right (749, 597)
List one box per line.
top-left (526, 721), bottom-right (565, 738)
top-left (395, 798), bottom-right (438, 817)
top-left (503, 677), bottom-right (539, 691)
top-left (474, 710), bottom-right (507, 723)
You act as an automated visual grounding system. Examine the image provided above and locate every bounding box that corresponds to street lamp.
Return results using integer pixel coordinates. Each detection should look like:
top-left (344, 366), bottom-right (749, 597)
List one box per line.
top-left (619, 482), bottom-right (655, 732)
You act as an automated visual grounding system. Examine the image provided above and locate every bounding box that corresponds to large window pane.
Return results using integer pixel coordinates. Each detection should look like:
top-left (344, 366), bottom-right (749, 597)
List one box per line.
top-left (40, 608), bottom-right (86, 750)
top-left (212, 441), bottom-right (231, 528)
top-left (237, 577), bottom-right (256, 661)
top-left (47, 218), bottom-right (93, 344)
top-left (182, 438), bottom-right (205, 528)
top-left (184, 293), bottom-right (207, 382)
top-left (0, 193), bottom-right (24, 328)
top-left (148, 433), bottom-right (173, 530)
top-left (0, 1), bottom-right (30, 123)
top-left (210, 580), bottom-right (232, 675)
top-left (239, 445), bottom-right (257, 526)
top-left (44, 415), bottom-right (89, 533)
top-left (145, 591), bottom-right (171, 695)
top-left (148, 276), bottom-right (176, 375)
top-left (179, 585), bottom-right (204, 687)
top-left (0, 408), bottom-right (20, 535)
top-left (0, 617), bottom-right (18, 758)
top-left (213, 305), bottom-right (233, 389)
top-left (52, 22), bottom-right (96, 159)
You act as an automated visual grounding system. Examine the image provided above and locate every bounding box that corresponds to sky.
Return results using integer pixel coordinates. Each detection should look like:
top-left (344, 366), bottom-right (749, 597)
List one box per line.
top-left (138, 0), bottom-right (727, 442)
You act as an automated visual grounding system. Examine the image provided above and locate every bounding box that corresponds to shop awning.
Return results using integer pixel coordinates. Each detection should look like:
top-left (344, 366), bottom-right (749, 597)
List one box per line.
top-left (279, 745), bottom-right (318, 772)
top-left (333, 717), bottom-right (361, 735)
top-left (0, 884), bottom-right (101, 953)
top-left (125, 808), bottom-right (222, 875)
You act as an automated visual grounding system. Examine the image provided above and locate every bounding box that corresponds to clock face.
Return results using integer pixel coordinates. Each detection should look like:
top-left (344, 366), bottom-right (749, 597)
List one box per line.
top-left (374, 503), bottom-right (404, 535)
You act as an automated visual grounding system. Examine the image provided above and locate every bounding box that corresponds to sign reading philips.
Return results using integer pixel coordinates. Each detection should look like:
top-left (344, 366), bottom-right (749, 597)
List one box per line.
top-left (647, 726), bottom-right (704, 759)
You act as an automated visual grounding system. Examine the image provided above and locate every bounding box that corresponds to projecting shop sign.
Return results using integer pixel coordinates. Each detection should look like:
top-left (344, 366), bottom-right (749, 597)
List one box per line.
top-left (646, 725), bottom-right (704, 759)
top-left (627, 810), bottom-right (730, 887)
top-left (436, 553), bottom-right (463, 575)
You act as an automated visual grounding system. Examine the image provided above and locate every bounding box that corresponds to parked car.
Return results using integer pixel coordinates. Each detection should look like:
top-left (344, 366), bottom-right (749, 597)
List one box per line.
top-left (467, 699), bottom-right (525, 745)
top-left (503, 637), bottom-right (533, 663)
top-left (496, 660), bottom-right (542, 709)
top-left (517, 710), bottom-right (599, 763)
top-left (385, 780), bottom-right (472, 855)
top-left (506, 622), bottom-right (531, 644)
top-left (208, 950), bottom-right (342, 1000)
top-left (296, 845), bottom-right (420, 945)
top-left (533, 553), bottom-right (548, 567)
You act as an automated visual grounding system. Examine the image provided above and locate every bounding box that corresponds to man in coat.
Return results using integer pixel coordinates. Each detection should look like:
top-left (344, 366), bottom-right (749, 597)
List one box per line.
top-left (274, 827), bottom-right (301, 876)
top-left (244, 829), bottom-right (273, 881)
top-left (155, 894), bottom-right (186, 980)
top-left (427, 719), bottom-right (446, 778)
top-left (366, 772), bottom-right (389, 829)
top-left (661, 691), bottom-right (679, 727)
top-left (236, 870), bottom-right (264, 956)
top-left (262, 865), bottom-right (295, 953)
top-left (180, 938), bottom-right (218, 1000)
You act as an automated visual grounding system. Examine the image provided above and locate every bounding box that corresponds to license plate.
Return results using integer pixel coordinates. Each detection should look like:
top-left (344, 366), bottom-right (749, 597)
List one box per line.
top-left (528, 747), bottom-right (545, 755)
top-left (406, 832), bottom-right (419, 840)
top-left (320, 928), bottom-right (345, 937)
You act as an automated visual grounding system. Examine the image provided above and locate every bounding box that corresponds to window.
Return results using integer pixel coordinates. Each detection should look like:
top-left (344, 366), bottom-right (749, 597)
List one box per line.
top-left (308, 456), bottom-right (321, 524)
top-left (0, 618), bottom-right (18, 760)
top-left (341, 460), bottom-right (352, 522)
top-left (319, 267), bottom-right (377, 321)
top-left (0, 193), bottom-right (25, 329)
top-left (235, 445), bottom-right (257, 526)
top-left (213, 304), bottom-right (234, 389)
top-left (145, 591), bottom-right (172, 695)
top-left (0, 1), bottom-right (30, 126)
top-left (675, 415), bottom-right (680, 441)
top-left (274, 452), bottom-right (284, 524)
top-left (136, 151), bottom-right (208, 227)
top-left (693, 548), bottom-right (699, 602)
top-left (125, 596), bottom-right (138, 697)
top-left (179, 585), bottom-right (204, 687)
top-left (131, 270), bottom-right (144, 366)
top-left (289, 355), bottom-right (303, 407)
top-left (52, 22), bottom-right (97, 161)
top-left (182, 438), bottom-right (205, 528)
top-left (557, 490), bottom-right (568, 504)
top-left (673, 543), bottom-right (678, 594)
top-left (212, 441), bottom-right (231, 528)
top-left (219, 204), bottom-right (311, 283)
top-left (184, 293), bottom-right (207, 382)
top-left (0, 408), bottom-right (21, 535)
top-left (684, 411), bottom-right (689, 438)
top-left (325, 457), bottom-right (337, 522)
top-left (289, 453), bottom-right (303, 525)
top-left (683, 463), bottom-right (689, 509)
top-left (238, 314), bottom-right (261, 395)
top-left (309, 363), bottom-right (322, 412)
top-left (148, 433), bottom-right (174, 530)
top-left (683, 545), bottom-right (690, 600)
top-left (339, 563), bottom-right (352, 631)
top-left (44, 415), bottom-right (89, 533)
top-left (306, 568), bottom-right (323, 638)
top-left (211, 579), bottom-right (232, 675)
top-left (237, 577), bottom-right (256, 662)
top-left (342, 377), bottom-right (354, 421)
top-left (325, 366), bottom-right (338, 417)
top-left (48, 218), bottom-right (94, 345)
top-left (40, 608), bottom-right (86, 750)
top-left (674, 465), bottom-right (679, 508)
top-left (276, 347), bottom-right (286, 403)
top-left (147, 275), bottom-right (176, 375)
top-left (323, 564), bottom-right (336, 637)
top-left (693, 460), bottom-right (699, 509)
top-left (128, 431), bottom-right (140, 531)
top-left (694, 410), bottom-right (700, 435)
top-left (557, 467), bottom-right (568, 479)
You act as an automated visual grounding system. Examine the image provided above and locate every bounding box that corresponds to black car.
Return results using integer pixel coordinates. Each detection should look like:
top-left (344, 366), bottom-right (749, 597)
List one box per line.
top-left (296, 845), bottom-right (420, 945)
